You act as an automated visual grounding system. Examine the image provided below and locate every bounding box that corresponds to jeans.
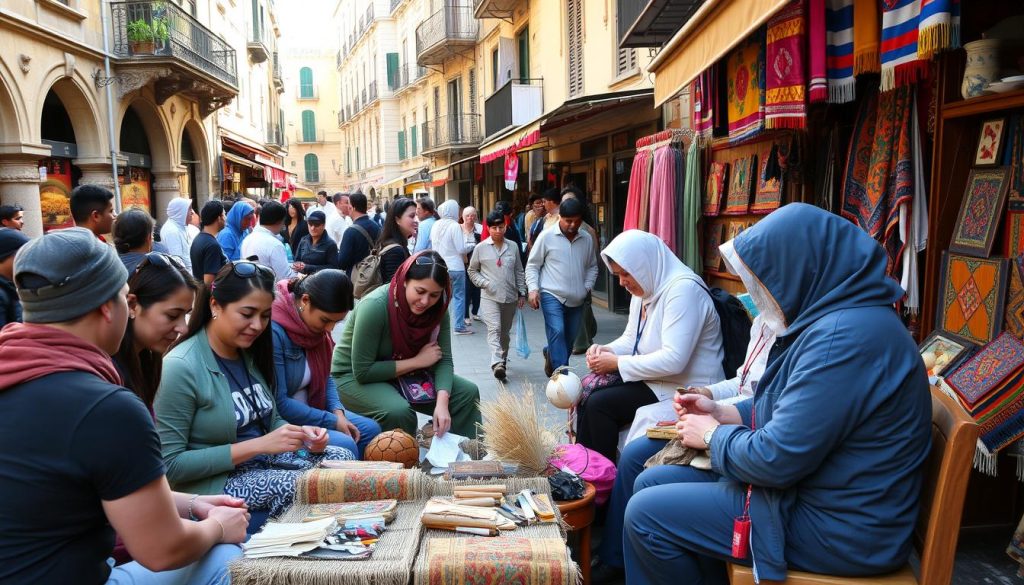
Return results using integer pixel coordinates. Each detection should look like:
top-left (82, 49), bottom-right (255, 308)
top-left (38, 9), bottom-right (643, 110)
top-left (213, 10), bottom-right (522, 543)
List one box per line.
top-left (539, 292), bottom-right (584, 370)
top-left (450, 270), bottom-right (468, 332)
top-left (326, 409), bottom-right (382, 457)
top-left (105, 544), bottom-right (241, 585)
top-left (466, 275), bottom-right (481, 317)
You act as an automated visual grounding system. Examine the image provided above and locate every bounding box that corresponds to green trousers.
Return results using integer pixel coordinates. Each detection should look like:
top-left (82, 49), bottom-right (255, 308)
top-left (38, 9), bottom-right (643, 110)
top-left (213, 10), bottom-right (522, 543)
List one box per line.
top-left (336, 373), bottom-right (482, 439)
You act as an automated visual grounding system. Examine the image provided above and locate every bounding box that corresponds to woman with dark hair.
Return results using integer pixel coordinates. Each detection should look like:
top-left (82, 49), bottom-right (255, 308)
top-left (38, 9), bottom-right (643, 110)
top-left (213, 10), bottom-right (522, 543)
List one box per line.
top-left (155, 261), bottom-right (353, 519)
top-left (272, 270), bottom-right (381, 457)
top-left (114, 207), bottom-right (155, 273)
top-left (331, 251), bottom-right (481, 438)
top-left (283, 199), bottom-right (309, 256)
top-left (377, 197), bottom-right (415, 283)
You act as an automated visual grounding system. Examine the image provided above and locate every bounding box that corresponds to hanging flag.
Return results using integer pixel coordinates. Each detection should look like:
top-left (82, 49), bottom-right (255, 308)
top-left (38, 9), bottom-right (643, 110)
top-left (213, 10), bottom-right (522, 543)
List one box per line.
top-left (504, 152), bottom-right (519, 191)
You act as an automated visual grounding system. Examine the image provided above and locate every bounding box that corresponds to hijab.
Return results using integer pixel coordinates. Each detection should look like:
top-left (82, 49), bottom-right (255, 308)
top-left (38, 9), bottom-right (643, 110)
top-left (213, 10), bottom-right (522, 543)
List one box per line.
top-left (600, 229), bottom-right (693, 306)
top-left (271, 279), bottom-right (331, 410)
top-left (386, 252), bottom-right (452, 360)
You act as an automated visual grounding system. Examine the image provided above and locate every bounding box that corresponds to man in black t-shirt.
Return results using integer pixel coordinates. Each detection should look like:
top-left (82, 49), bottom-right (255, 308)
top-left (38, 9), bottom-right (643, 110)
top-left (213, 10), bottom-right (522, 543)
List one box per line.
top-left (0, 228), bottom-right (248, 584)
top-left (190, 200), bottom-right (228, 284)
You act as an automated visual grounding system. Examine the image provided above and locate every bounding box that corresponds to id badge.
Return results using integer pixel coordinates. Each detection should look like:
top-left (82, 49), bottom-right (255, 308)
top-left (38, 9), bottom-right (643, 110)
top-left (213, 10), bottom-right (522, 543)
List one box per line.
top-left (732, 515), bottom-right (750, 559)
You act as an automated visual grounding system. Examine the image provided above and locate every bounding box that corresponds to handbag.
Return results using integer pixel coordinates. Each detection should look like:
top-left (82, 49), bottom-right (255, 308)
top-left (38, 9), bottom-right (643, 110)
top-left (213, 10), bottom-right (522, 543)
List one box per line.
top-left (391, 326), bottom-right (440, 404)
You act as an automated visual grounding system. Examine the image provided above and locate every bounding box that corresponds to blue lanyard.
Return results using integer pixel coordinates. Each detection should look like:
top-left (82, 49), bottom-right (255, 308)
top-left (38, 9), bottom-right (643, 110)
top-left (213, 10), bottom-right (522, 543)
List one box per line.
top-left (632, 307), bottom-right (647, 356)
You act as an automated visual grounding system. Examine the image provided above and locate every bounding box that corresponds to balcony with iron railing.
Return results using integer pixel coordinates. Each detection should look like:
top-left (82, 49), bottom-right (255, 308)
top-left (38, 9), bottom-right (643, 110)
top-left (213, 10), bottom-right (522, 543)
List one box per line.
top-left (272, 52), bottom-right (283, 92)
top-left (416, 4), bottom-right (479, 66)
top-left (390, 63), bottom-right (428, 92)
top-left (361, 88), bottom-right (367, 107)
top-left (295, 130), bottom-right (326, 144)
top-left (109, 1), bottom-right (237, 111)
top-left (421, 114), bottom-right (481, 154)
top-left (368, 80), bottom-right (378, 103)
top-left (247, 26), bottom-right (270, 63)
top-left (484, 78), bottom-right (543, 138)
top-left (266, 124), bottom-right (287, 148)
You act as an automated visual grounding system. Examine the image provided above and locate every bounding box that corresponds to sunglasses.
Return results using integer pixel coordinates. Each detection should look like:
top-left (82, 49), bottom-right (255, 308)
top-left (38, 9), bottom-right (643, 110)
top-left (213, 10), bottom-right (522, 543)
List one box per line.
top-left (212, 261), bottom-right (275, 288)
top-left (135, 252), bottom-right (187, 274)
top-left (413, 255), bottom-right (449, 272)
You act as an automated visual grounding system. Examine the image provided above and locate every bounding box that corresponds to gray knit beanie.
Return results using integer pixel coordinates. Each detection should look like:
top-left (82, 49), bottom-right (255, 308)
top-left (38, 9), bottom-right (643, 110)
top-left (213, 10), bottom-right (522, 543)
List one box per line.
top-left (14, 227), bottom-right (128, 323)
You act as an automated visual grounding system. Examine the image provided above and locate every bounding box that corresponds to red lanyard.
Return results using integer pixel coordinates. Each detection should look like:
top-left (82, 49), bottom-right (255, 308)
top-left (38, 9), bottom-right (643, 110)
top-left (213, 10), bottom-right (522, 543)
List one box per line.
top-left (734, 329), bottom-right (769, 559)
top-left (738, 326), bottom-right (771, 391)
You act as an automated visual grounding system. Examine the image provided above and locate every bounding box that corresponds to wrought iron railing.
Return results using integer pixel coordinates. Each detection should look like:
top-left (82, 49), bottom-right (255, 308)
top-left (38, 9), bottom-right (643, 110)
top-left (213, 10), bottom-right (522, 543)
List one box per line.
top-left (392, 64), bottom-right (427, 91)
top-left (422, 114), bottom-right (481, 151)
top-left (416, 4), bottom-right (479, 60)
top-left (110, 0), bottom-right (237, 87)
top-left (295, 130), bottom-right (325, 144)
top-left (484, 78), bottom-right (543, 137)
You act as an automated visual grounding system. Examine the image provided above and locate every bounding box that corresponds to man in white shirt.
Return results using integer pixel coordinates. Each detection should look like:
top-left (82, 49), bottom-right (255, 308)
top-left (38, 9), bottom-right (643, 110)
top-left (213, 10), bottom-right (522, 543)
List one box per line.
top-left (309, 190), bottom-right (329, 215)
top-left (239, 200), bottom-right (296, 280)
top-left (326, 192), bottom-right (352, 250)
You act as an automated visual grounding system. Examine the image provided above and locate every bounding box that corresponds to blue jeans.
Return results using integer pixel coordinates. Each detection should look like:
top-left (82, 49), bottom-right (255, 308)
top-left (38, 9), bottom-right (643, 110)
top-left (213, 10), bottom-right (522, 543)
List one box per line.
top-left (450, 270), bottom-right (468, 332)
top-left (539, 292), bottom-right (583, 369)
top-left (326, 409), bottom-right (382, 457)
top-left (106, 543), bottom-right (240, 585)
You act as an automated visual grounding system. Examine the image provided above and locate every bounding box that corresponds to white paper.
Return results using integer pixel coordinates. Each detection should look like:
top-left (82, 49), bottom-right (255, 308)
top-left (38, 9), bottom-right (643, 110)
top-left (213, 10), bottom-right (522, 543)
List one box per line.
top-left (425, 431), bottom-right (468, 468)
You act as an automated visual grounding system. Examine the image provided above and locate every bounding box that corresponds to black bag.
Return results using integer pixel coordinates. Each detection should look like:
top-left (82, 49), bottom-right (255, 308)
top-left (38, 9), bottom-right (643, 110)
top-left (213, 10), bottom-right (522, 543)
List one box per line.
top-left (698, 284), bottom-right (752, 375)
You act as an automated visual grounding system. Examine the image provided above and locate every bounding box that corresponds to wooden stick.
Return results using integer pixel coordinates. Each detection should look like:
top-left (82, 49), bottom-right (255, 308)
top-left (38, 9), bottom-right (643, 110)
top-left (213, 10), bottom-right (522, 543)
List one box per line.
top-left (451, 497), bottom-right (499, 507)
top-left (421, 514), bottom-right (497, 530)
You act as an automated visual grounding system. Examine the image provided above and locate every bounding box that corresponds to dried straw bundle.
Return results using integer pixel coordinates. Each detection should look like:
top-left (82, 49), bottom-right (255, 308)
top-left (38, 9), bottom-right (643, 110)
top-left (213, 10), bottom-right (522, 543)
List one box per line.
top-left (478, 383), bottom-right (562, 476)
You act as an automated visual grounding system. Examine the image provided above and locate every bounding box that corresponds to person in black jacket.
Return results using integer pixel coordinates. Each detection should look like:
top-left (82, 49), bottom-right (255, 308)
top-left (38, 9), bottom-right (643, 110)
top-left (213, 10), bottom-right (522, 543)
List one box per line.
top-left (0, 228), bottom-right (29, 328)
top-left (376, 198), bottom-right (415, 283)
top-left (337, 193), bottom-right (383, 276)
top-left (293, 211), bottom-right (338, 274)
top-left (283, 199), bottom-right (309, 256)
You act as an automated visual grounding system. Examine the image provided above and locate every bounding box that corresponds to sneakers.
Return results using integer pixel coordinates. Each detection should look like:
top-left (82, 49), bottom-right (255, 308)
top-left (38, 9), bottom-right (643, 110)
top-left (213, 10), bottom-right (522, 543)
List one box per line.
top-left (492, 362), bottom-right (506, 380)
top-left (472, 314), bottom-right (482, 322)
top-left (464, 317), bottom-right (472, 326)
top-left (543, 348), bottom-right (553, 377)
top-left (454, 329), bottom-right (474, 336)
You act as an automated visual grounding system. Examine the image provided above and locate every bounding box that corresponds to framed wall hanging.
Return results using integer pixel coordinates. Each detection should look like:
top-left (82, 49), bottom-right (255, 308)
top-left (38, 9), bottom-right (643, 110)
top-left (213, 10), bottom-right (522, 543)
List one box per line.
top-left (949, 167), bottom-right (1011, 257)
top-left (975, 117), bottom-right (1007, 167)
top-left (704, 162), bottom-right (728, 216)
top-left (723, 155), bottom-right (755, 215)
top-left (936, 251), bottom-right (1010, 346)
top-left (751, 145), bottom-right (782, 214)
top-left (919, 330), bottom-right (976, 378)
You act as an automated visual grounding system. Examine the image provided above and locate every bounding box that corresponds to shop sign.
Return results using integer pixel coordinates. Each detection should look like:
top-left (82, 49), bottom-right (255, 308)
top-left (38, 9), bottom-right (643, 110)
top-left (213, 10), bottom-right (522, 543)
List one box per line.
top-left (39, 158), bottom-right (74, 232)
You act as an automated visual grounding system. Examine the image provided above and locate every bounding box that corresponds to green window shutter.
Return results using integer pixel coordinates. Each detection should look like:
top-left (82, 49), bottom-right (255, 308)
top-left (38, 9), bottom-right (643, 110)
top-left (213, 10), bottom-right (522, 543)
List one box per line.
top-left (301, 110), bottom-right (316, 142)
top-left (398, 130), bottom-right (406, 160)
top-left (304, 153), bottom-right (319, 182)
top-left (411, 126), bottom-right (418, 157)
top-left (299, 67), bottom-right (314, 98)
top-left (356, 147), bottom-right (361, 170)
top-left (386, 53), bottom-right (400, 90)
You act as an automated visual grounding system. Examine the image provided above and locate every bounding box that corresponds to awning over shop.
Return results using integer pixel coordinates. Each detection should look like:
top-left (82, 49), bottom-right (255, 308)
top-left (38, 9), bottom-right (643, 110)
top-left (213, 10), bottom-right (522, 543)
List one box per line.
top-left (541, 90), bottom-right (654, 132)
top-left (430, 154), bottom-right (479, 185)
top-left (222, 152), bottom-right (263, 171)
top-left (383, 167), bottom-right (428, 189)
top-left (479, 120), bottom-right (542, 164)
top-left (647, 0), bottom-right (790, 107)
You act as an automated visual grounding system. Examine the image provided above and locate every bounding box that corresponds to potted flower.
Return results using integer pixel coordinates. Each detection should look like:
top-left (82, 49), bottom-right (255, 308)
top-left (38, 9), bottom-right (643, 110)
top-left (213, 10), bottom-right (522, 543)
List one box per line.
top-left (126, 19), bottom-right (155, 54)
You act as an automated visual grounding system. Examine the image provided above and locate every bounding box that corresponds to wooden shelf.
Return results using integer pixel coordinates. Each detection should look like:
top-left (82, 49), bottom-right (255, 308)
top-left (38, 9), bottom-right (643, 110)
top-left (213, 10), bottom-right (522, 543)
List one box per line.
top-left (704, 269), bottom-right (741, 282)
top-left (942, 88), bottom-right (1024, 119)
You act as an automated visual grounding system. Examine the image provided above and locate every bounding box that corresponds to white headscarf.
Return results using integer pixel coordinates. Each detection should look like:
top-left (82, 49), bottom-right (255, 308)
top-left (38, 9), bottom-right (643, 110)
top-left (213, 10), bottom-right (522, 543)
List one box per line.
top-left (601, 230), bottom-right (692, 305)
top-left (437, 200), bottom-right (460, 221)
top-left (719, 239), bottom-right (788, 335)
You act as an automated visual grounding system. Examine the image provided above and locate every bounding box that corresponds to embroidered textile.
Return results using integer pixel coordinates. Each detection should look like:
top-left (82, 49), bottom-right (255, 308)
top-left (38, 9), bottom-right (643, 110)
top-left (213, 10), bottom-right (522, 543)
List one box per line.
top-left (724, 155), bottom-right (755, 215)
top-left (918, 0), bottom-right (961, 59)
top-left (808, 0), bottom-right (828, 102)
top-left (853, 0), bottom-right (880, 74)
top-left (881, 0), bottom-right (927, 91)
top-left (936, 252), bottom-right (1010, 346)
top-left (949, 167), bottom-right (1011, 258)
top-left (753, 144), bottom-right (783, 214)
top-left (841, 87), bottom-right (915, 280)
top-left (825, 0), bottom-right (855, 103)
top-left (1008, 115), bottom-right (1024, 204)
top-left (705, 162), bottom-right (728, 216)
top-left (765, 1), bottom-right (808, 129)
top-left (421, 537), bottom-right (572, 585)
top-left (296, 469), bottom-right (428, 504)
top-left (1005, 257), bottom-right (1024, 339)
top-left (1007, 211), bottom-right (1024, 258)
top-left (946, 332), bottom-right (1024, 411)
top-left (704, 222), bottom-right (725, 271)
top-left (726, 36), bottom-right (765, 143)
top-left (694, 68), bottom-right (717, 139)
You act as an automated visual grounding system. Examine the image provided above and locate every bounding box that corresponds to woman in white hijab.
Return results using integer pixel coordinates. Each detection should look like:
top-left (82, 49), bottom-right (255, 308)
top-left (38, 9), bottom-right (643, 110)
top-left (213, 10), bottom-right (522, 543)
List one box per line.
top-left (578, 230), bottom-right (725, 462)
top-left (432, 200), bottom-right (476, 334)
top-left (160, 197), bottom-right (194, 273)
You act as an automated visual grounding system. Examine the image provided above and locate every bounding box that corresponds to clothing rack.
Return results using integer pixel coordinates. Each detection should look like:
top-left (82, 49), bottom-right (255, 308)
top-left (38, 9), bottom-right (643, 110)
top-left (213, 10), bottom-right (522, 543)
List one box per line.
top-left (635, 128), bottom-right (696, 152)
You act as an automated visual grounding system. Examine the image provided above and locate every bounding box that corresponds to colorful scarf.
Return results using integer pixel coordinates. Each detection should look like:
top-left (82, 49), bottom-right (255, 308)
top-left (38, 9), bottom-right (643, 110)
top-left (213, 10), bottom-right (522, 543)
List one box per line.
top-left (881, 0), bottom-right (928, 91)
top-left (825, 0), bottom-right (855, 104)
top-left (853, 0), bottom-right (880, 74)
top-left (694, 68), bottom-right (716, 139)
top-left (918, 0), bottom-right (960, 59)
top-left (765, 1), bottom-right (807, 129)
top-left (0, 322), bottom-right (122, 389)
top-left (841, 86), bottom-right (915, 280)
top-left (808, 0), bottom-right (828, 102)
top-left (271, 279), bottom-right (333, 411)
top-left (387, 251), bottom-right (451, 360)
top-left (623, 149), bottom-right (649, 231)
top-left (681, 141), bottom-right (702, 273)
top-left (648, 146), bottom-right (678, 254)
top-left (726, 35), bottom-right (765, 143)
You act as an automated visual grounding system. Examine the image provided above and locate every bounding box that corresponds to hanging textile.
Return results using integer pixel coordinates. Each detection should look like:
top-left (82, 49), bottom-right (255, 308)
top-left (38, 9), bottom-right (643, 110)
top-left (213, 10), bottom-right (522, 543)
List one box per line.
top-left (918, 0), bottom-right (961, 60)
top-left (881, 0), bottom-right (928, 91)
top-left (814, 125), bottom-right (838, 212)
top-left (638, 150), bottom-right (655, 230)
top-left (681, 141), bottom-right (702, 272)
top-left (694, 68), bottom-right (716, 139)
top-left (624, 149), bottom-right (650, 231)
top-left (841, 86), bottom-right (915, 281)
top-left (901, 89), bottom-right (929, 315)
top-left (808, 0), bottom-right (828, 103)
top-left (853, 0), bottom-right (880, 74)
top-left (1007, 115), bottom-right (1024, 204)
top-left (726, 35), bottom-right (765, 143)
top-left (648, 146), bottom-right (678, 254)
top-left (825, 0), bottom-right (855, 104)
top-left (765, 0), bottom-right (808, 130)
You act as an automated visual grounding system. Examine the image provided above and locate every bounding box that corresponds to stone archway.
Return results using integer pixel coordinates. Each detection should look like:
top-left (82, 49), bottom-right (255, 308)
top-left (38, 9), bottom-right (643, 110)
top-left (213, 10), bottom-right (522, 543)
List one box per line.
top-left (180, 118), bottom-right (211, 205)
top-left (39, 72), bottom-right (105, 162)
top-left (118, 98), bottom-right (176, 221)
top-left (0, 60), bottom-right (47, 236)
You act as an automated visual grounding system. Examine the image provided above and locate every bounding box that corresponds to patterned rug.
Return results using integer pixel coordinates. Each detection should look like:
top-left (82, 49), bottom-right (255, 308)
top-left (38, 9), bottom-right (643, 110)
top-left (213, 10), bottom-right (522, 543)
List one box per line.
top-left (1004, 257), bottom-right (1024, 339)
top-left (724, 156), bottom-right (755, 215)
top-left (950, 167), bottom-right (1011, 257)
top-left (765, 1), bottom-right (807, 129)
top-left (944, 333), bottom-right (1024, 453)
top-left (296, 469), bottom-right (431, 504)
top-left (417, 536), bottom-right (572, 585)
top-left (936, 252), bottom-right (1010, 346)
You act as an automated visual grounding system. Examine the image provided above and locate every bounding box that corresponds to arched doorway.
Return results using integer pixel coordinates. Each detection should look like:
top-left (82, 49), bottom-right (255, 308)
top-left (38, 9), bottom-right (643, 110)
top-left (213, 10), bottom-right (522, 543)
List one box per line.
top-left (38, 89), bottom-right (82, 232)
top-left (119, 107), bottom-right (154, 215)
top-left (181, 120), bottom-right (210, 206)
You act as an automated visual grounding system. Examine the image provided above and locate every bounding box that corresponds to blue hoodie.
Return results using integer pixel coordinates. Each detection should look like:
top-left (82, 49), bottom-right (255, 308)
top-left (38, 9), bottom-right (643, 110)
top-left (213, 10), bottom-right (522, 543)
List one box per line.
top-left (217, 203), bottom-right (253, 262)
top-left (709, 204), bottom-right (931, 581)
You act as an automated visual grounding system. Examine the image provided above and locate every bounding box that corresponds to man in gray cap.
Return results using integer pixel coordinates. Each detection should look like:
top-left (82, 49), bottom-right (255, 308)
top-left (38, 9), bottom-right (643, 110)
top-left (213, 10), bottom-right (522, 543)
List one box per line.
top-left (0, 227), bottom-right (29, 328)
top-left (0, 227), bottom-right (249, 584)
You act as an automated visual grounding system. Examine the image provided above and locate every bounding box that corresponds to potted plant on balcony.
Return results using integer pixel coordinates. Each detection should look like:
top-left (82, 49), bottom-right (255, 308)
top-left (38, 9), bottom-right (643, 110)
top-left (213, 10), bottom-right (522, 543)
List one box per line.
top-left (127, 19), bottom-right (156, 55)
top-left (153, 17), bottom-right (170, 51)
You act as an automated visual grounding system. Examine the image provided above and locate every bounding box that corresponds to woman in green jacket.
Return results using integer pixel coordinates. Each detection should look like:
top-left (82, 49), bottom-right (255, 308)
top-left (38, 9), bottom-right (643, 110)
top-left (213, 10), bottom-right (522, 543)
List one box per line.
top-left (155, 261), bottom-right (353, 517)
top-left (332, 251), bottom-right (481, 438)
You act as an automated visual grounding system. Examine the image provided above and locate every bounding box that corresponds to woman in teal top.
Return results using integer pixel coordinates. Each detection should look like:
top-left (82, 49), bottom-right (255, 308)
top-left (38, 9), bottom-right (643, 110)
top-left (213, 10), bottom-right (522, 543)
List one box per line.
top-left (331, 251), bottom-right (481, 438)
top-left (155, 261), bottom-right (353, 518)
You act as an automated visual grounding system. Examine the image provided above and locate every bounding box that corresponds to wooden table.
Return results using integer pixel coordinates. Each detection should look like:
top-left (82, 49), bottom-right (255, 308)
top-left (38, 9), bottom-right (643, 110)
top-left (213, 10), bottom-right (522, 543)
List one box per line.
top-left (555, 481), bottom-right (596, 585)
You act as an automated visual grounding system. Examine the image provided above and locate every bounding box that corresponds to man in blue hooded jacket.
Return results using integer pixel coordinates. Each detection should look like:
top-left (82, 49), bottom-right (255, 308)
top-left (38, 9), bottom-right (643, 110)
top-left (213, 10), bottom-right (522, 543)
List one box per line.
top-left (217, 200), bottom-right (255, 262)
top-left (621, 203), bottom-right (932, 584)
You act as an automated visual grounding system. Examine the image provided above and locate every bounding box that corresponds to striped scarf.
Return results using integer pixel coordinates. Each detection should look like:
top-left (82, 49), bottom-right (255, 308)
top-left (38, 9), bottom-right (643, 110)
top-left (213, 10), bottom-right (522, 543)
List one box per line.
top-left (808, 0), bottom-right (828, 102)
top-left (881, 0), bottom-right (928, 91)
top-left (694, 68), bottom-right (716, 139)
top-left (825, 0), bottom-right (855, 104)
top-left (918, 0), bottom-right (960, 59)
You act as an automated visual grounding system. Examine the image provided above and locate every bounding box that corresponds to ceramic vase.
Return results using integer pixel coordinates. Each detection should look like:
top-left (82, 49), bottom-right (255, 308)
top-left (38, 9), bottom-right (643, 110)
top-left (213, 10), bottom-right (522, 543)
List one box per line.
top-left (962, 39), bottom-right (1001, 99)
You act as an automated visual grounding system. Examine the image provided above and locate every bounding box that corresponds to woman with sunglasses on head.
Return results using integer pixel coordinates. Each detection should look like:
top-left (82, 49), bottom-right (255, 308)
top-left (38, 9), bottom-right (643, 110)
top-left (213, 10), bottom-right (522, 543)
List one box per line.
top-left (155, 261), bottom-right (354, 520)
top-left (377, 198), bottom-right (416, 284)
top-left (331, 251), bottom-right (481, 439)
top-left (272, 270), bottom-right (381, 457)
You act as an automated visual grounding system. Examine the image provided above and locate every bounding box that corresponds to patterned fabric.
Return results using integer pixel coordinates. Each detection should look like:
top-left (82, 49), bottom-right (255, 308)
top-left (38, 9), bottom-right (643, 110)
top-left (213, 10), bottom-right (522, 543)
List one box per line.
top-left (918, 0), bottom-right (961, 59)
top-left (950, 167), bottom-right (1011, 257)
top-left (225, 448), bottom-right (353, 516)
top-left (945, 333), bottom-right (1024, 453)
top-left (624, 149), bottom-right (651, 231)
top-left (724, 156), bottom-right (755, 215)
top-left (422, 537), bottom-right (571, 585)
top-left (1005, 257), bottom-right (1024, 339)
top-left (825, 0), bottom-right (855, 103)
top-left (704, 222), bottom-right (725, 271)
top-left (297, 468), bottom-right (427, 504)
top-left (936, 252), bottom-right (1010, 346)
top-left (765, 1), bottom-right (807, 129)
top-left (753, 145), bottom-right (783, 214)
top-left (1008, 115), bottom-right (1024, 204)
top-left (853, 0), bottom-right (880, 74)
top-left (1006, 211), bottom-right (1024, 257)
top-left (704, 162), bottom-right (728, 216)
top-left (726, 36), bottom-right (765, 143)
top-left (694, 68), bottom-right (716, 139)
top-left (808, 0), bottom-right (828, 102)
top-left (881, 0), bottom-right (928, 91)
top-left (841, 87), bottom-right (914, 280)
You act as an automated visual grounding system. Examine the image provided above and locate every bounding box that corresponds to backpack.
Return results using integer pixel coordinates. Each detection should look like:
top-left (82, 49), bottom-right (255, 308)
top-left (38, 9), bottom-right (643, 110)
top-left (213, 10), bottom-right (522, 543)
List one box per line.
top-left (697, 283), bottom-right (752, 376)
top-left (351, 224), bottom-right (401, 299)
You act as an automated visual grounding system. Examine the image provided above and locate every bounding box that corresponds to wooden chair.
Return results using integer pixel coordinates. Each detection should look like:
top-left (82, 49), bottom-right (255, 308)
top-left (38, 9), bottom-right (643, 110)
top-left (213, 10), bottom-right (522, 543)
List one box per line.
top-left (729, 385), bottom-right (979, 585)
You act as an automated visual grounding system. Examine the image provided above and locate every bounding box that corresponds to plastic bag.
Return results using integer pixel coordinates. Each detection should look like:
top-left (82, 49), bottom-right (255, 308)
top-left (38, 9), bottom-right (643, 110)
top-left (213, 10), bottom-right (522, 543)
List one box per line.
top-left (513, 309), bottom-right (531, 359)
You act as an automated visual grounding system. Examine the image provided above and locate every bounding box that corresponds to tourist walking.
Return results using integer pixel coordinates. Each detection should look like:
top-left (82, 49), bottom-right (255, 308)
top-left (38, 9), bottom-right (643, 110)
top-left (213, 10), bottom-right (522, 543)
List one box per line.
top-left (293, 210), bottom-right (338, 274)
top-left (240, 200), bottom-right (296, 280)
top-left (190, 201), bottom-right (228, 285)
top-left (462, 206), bottom-right (482, 324)
top-left (0, 228), bottom-right (29, 328)
top-left (160, 198), bottom-right (194, 273)
top-left (413, 196), bottom-right (438, 252)
top-left (432, 200), bottom-right (476, 335)
top-left (337, 193), bottom-right (381, 276)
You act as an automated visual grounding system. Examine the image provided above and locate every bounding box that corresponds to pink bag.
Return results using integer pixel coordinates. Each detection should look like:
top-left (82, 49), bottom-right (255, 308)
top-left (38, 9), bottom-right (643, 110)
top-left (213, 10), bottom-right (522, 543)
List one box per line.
top-left (548, 443), bottom-right (616, 505)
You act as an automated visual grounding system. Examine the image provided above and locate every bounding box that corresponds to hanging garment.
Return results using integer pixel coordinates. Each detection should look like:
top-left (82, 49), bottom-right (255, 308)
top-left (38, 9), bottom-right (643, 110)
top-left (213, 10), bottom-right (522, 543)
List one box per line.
top-left (841, 86), bottom-right (915, 282)
top-left (726, 35), bottom-right (766, 143)
top-left (637, 149), bottom-right (655, 230)
top-left (694, 68), bottom-right (716, 139)
top-left (901, 90), bottom-right (929, 315)
top-left (918, 0), bottom-right (961, 60)
top-left (808, 0), bottom-right (828, 102)
top-left (765, 0), bottom-right (808, 129)
top-left (648, 146), bottom-right (678, 255)
top-left (825, 0), bottom-right (855, 104)
top-left (624, 149), bottom-right (649, 231)
top-left (853, 0), bottom-right (880, 74)
top-left (680, 141), bottom-right (703, 273)
top-left (881, 0), bottom-right (927, 91)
